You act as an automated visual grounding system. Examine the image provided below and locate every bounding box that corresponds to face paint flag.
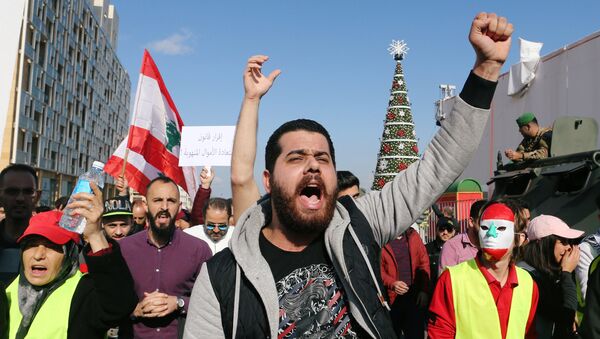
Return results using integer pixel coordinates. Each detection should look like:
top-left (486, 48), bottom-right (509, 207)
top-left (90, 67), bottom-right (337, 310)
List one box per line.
top-left (478, 203), bottom-right (515, 261)
top-left (105, 50), bottom-right (197, 196)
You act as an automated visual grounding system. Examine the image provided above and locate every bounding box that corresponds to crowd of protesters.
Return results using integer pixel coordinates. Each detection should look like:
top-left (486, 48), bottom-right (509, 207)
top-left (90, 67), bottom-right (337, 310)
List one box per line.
top-left (0, 11), bottom-right (599, 339)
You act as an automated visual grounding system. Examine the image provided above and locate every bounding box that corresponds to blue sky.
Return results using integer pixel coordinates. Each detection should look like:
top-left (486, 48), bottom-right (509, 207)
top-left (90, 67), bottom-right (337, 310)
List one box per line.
top-left (113, 1), bottom-right (600, 197)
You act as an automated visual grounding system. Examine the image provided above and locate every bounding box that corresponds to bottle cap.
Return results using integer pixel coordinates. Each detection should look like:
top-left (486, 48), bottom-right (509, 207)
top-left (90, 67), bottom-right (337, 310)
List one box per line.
top-left (92, 161), bottom-right (105, 170)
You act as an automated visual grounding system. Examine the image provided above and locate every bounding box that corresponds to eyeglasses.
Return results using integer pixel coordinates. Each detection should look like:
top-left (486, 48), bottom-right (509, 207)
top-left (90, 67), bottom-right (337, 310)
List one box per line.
top-left (205, 223), bottom-right (228, 231)
top-left (1, 187), bottom-right (36, 197)
top-left (438, 226), bottom-right (455, 233)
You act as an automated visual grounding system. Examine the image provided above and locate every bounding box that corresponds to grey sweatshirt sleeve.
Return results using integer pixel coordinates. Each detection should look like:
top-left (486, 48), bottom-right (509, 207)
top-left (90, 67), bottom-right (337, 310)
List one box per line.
top-left (183, 263), bottom-right (225, 339)
top-left (355, 85), bottom-right (491, 246)
top-left (576, 241), bottom-right (596, 299)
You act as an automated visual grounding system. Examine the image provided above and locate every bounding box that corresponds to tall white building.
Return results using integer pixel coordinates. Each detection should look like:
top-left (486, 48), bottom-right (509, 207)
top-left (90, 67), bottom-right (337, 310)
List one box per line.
top-left (0, 0), bottom-right (130, 206)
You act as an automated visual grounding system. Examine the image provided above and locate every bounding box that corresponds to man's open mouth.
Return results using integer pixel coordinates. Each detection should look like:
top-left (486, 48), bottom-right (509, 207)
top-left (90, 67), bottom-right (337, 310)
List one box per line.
top-left (299, 184), bottom-right (323, 210)
top-left (156, 212), bottom-right (171, 224)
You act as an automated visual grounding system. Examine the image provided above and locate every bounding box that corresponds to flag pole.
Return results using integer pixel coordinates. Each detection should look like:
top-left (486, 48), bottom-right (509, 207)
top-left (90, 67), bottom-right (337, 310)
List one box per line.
top-left (120, 148), bottom-right (129, 178)
top-left (119, 50), bottom-right (148, 180)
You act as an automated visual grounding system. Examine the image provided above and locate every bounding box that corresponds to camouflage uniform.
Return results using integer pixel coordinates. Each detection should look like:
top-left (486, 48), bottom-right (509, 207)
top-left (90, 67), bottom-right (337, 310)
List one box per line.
top-left (515, 127), bottom-right (553, 161)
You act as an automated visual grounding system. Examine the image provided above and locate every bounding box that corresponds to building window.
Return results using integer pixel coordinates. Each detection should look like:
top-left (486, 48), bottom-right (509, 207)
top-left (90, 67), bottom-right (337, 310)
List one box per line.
top-left (34, 110), bottom-right (42, 133)
top-left (23, 59), bottom-right (32, 92)
top-left (51, 151), bottom-right (57, 170)
top-left (26, 25), bottom-right (34, 46)
top-left (38, 39), bottom-right (46, 65)
top-left (31, 135), bottom-right (39, 166)
top-left (57, 64), bottom-right (63, 82)
top-left (17, 130), bottom-right (26, 151)
top-left (44, 84), bottom-right (51, 105)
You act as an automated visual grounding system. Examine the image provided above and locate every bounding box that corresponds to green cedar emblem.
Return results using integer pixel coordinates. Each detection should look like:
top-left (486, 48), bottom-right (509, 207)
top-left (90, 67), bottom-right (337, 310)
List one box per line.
top-left (166, 120), bottom-right (180, 152)
top-left (486, 222), bottom-right (499, 239)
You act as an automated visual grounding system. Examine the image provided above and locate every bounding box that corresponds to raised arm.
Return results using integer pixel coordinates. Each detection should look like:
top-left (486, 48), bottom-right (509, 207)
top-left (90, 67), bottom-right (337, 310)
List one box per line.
top-left (114, 175), bottom-right (129, 197)
top-left (68, 182), bottom-right (109, 252)
top-left (469, 12), bottom-right (513, 81)
top-left (231, 55), bottom-right (281, 224)
top-left (68, 183), bottom-right (137, 328)
top-left (191, 166), bottom-right (214, 225)
top-left (356, 12), bottom-right (513, 245)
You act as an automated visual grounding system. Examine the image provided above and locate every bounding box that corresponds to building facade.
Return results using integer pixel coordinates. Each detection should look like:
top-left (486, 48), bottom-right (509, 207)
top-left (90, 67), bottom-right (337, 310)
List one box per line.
top-left (1, 0), bottom-right (130, 206)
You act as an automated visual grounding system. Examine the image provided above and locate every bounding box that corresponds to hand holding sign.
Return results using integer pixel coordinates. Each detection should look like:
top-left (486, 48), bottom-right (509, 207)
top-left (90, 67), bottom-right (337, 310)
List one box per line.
top-left (200, 166), bottom-right (215, 189)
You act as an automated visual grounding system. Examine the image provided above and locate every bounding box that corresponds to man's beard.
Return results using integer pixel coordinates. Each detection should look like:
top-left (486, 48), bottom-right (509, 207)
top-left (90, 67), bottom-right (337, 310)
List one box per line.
top-left (205, 229), bottom-right (227, 243)
top-left (270, 173), bottom-right (337, 235)
top-left (147, 211), bottom-right (176, 243)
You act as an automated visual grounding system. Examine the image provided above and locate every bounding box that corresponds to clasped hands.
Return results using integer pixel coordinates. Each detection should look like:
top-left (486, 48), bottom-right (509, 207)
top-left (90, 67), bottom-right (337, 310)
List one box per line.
top-left (133, 291), bottom-right (178, 318)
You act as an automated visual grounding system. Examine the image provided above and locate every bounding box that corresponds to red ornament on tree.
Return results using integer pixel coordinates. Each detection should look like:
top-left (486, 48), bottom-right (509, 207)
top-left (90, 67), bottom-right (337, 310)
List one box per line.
top-left (387, 112), bottom-right (396, 120)
top-left (412, 145), bottom-right (419, 153)
top-left (396, 129), bottom-right (405, 137)
top-left (377, 178), bottom-right (386, 189)
top-left (398, 163), bottom-right (408, 171)
top-left (383, 144), bottom-right (392, 154)
top-left (392, 82), bottom-right (399, 89)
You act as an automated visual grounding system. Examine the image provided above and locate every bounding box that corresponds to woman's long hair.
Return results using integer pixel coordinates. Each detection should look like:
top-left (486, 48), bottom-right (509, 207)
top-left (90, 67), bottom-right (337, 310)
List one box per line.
top-left (521, 234), bottom-right (562, 279)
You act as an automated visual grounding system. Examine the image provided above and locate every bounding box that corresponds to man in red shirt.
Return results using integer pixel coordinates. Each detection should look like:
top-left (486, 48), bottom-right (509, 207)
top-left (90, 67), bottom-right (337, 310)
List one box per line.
top-left (428, 200), bottom-right (538, 338)
top-left (381, 227), bottom-right (430, 338)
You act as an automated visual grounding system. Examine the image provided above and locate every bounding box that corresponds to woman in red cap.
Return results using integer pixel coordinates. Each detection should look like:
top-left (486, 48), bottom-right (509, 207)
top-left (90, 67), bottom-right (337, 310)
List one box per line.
top-left (518, 214), bottom-right (584, 338)
top-left (4, 183), bottom-right (137, 338)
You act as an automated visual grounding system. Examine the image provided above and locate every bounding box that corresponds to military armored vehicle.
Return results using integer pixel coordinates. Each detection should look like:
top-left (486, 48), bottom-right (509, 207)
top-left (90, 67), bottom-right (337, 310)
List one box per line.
top-left (489, 116), bottom-right (600, 234)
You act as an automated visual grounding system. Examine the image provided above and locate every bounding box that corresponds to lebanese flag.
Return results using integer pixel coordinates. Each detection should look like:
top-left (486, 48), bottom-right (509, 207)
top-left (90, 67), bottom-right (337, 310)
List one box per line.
top-left (105, 50), bottom-right (197, 197)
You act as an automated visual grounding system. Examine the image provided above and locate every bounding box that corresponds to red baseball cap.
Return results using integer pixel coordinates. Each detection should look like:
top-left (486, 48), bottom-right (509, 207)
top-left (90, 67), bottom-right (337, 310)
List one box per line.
top-left (18, 210), bottom-right (81, 245)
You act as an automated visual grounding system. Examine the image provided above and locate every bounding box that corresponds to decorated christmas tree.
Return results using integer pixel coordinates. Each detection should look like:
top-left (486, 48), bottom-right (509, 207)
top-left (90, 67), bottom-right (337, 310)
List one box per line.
top-left (372, 40), bottom-right (420, 190)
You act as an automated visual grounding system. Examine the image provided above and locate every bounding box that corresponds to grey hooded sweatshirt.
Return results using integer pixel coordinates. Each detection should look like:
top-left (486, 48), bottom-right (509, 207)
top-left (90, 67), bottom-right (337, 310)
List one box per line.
top-left (184, 74), bottom-right (494, 339)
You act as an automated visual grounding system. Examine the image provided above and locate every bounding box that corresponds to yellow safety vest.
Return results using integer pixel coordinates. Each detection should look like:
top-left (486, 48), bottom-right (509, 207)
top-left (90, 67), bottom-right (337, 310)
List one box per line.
top-left (577, 254), bottom-right (600, 324)
top-left (7, 272), bottom-right (82, 338)
top-left (448, 259), bottom-right (534, 339)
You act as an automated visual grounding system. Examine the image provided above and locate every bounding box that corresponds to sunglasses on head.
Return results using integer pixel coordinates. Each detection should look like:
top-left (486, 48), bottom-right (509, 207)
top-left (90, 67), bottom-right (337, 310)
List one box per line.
top-left (205, 223), bottom-right (228, 231)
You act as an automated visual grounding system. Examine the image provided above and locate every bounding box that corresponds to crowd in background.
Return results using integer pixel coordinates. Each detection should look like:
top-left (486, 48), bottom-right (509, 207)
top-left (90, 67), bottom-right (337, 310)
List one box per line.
top-left (1, 11), bottom-right (600, 339)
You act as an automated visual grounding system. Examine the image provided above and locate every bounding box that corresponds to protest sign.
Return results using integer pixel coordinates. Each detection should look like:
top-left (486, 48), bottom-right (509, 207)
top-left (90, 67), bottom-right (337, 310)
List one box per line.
top-left (179, 126), bottom-right (236, 166)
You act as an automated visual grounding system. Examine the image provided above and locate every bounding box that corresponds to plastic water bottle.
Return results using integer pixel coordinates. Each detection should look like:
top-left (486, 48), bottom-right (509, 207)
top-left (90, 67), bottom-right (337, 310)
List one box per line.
top-left (59, 161), bottom-right (105, 233)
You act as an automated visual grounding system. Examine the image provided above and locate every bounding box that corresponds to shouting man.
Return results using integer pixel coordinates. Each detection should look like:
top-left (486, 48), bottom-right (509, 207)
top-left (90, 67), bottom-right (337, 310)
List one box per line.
top-left (185, 12), bottom-right (514, 339)
top-left (120, 177), bottom-right (212, 338)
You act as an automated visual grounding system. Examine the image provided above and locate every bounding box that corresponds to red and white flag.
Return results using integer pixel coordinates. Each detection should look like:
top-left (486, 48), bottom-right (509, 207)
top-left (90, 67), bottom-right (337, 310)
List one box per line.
top-left (105, 50), bottom-right (196, 197)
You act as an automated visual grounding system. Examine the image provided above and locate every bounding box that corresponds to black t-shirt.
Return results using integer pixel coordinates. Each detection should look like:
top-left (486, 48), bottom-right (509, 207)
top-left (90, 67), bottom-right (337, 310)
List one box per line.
top-left (259, 232), bottom-right (361, 338)
top-left (0, 220), bottom-right (21, 286)
top-left (0, 220), bottom-right (20, 250)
